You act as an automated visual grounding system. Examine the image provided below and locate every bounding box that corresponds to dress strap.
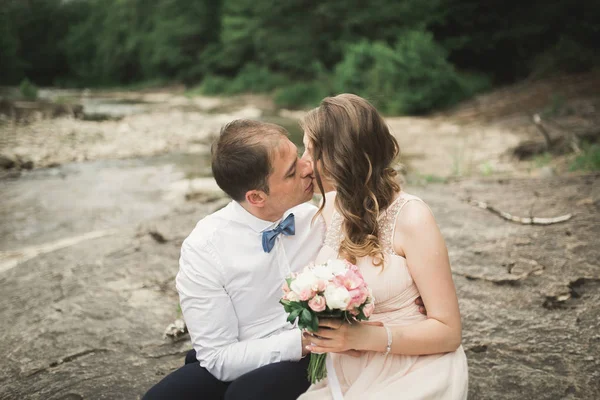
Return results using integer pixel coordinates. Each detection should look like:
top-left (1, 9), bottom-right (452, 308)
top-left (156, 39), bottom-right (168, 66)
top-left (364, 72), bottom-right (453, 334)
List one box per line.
top-left (379, 193), bottom-right (424, 255)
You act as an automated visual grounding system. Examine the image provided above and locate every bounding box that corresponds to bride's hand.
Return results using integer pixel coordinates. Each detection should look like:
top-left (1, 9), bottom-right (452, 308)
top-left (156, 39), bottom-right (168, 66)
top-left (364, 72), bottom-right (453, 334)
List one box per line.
top-left (337, 350), bottom-right (362, 357)
top-left (304, 320), bottom-right (384, 354)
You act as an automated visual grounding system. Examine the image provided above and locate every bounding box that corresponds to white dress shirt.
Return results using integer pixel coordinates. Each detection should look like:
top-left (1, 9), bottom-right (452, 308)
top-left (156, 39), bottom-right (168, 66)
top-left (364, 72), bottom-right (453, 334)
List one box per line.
top-left (176, 200), bottom-right (325, 381)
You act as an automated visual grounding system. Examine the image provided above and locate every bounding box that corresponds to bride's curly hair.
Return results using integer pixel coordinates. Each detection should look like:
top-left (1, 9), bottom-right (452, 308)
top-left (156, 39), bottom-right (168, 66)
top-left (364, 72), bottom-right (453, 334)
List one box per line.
top-left (300, 94), bottom-right (400, 266)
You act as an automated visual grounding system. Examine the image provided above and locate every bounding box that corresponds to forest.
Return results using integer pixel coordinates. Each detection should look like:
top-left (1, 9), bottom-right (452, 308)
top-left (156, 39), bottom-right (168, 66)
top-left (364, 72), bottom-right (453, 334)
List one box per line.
top-left (1, 0), bottom-right (599, 113)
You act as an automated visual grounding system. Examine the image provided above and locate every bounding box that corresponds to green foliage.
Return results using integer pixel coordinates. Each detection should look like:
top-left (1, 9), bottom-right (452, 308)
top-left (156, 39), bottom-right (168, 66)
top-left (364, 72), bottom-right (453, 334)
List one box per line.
top-left (195, 65), bottom-right (289, 95)
top-left (1, 0), bottom-right (599, 113)
top-left (226, 64), bottom-right (290, 94)
top-left (420, 174), bottom-right (448, 184)
top-left (334, 31), bottom-right (490, 114)
top-left (0, 7), bottom-right (22, 84)
top-left (139, 0), bottom-right (222, 82)
top-left (534, 152), bottom-right (553, 168)
top-left (193, 75), bottom-right (231, 96)
top-left (531, 36), bottom-right (600, 78)
top-left (19, 78), bottom-right (38, 100)
top-left (1, 0), bottom-right (74, 85)
top-left (432, 0), bottom-right (600, 83)
top-left (570, 143), bottom-right (600, 172)
top-left (541, 95), bottom-right (567, 118)
top-left (274, 82), bottom-right (330, 109)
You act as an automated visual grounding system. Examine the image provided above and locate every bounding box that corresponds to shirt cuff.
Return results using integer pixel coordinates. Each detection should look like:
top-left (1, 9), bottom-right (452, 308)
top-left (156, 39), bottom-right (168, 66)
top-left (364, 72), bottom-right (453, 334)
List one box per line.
top-left (279, 328), bottom-right (303, 362)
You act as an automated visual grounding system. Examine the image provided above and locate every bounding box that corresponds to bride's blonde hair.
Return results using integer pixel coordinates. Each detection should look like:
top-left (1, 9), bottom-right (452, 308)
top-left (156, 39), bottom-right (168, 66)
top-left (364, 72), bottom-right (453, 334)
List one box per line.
top-left (300, 94), bottom-right (400, 265)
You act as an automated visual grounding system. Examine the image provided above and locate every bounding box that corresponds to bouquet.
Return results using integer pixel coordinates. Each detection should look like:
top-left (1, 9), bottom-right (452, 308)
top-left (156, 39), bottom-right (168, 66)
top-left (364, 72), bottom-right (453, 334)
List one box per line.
top-left (280, 259), bottom-right (375, 384)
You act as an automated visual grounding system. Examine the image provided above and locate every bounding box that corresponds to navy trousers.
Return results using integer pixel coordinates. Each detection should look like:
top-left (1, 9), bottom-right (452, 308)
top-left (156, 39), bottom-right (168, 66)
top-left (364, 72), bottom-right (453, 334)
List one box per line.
top-left (142, 350), bottom-right (311, 400)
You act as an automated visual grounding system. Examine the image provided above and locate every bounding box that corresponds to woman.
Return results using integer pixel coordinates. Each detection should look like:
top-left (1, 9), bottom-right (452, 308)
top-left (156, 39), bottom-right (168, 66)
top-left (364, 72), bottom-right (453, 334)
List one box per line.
top-left (297, 94), bottom-right (468, 399)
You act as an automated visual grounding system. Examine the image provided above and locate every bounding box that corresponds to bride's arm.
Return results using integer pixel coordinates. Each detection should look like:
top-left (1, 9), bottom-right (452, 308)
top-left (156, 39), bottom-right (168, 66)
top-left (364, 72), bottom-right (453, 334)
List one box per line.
top-left (306, 200), bottom-right (461, 356)
top-left (379, 200), bottom-right (462, 355)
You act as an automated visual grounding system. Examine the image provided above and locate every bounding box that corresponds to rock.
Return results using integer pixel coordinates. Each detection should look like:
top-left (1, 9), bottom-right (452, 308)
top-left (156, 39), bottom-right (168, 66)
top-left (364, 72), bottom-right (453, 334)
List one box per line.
top-left (20, 160), bottom-right (34, 170)
top-left (538, 166), bottom-right (555, 178)
top-left (149, 230), bottom-right (168, 244)
top-left (165, 177), bottom-right (226, 203)
top-left (279, 109), bottom-right (307, 120)
top-left (575, 197), bottom-right (594, 206)
top-left (164, 318), bottom-right (187, 339)
top-left (230, 106), bottom-right (262, 119)
top-left (0, 154), bottom-right (16, 169)
top-left (511, 140), bottom-right (547, 160)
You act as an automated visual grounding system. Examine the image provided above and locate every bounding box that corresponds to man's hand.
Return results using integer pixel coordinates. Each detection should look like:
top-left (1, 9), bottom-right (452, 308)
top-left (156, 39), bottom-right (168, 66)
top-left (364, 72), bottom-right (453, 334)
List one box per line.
top-left (415, 296), bottom-right (427, 316)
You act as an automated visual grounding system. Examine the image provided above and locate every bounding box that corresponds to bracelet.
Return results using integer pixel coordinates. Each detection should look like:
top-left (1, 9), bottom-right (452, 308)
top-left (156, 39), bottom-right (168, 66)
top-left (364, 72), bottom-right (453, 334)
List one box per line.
top-left (383, 325), bottom-right (393, 356)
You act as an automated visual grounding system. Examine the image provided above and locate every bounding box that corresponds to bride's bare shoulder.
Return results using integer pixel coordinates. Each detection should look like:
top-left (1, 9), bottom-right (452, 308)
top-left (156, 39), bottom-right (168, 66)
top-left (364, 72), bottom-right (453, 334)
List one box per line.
top-left (392, 196), bottom-right (440, 256)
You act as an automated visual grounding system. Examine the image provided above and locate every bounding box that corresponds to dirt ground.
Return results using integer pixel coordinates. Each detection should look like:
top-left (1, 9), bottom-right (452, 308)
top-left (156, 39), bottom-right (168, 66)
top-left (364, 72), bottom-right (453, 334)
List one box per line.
top-left (1, 78), bottom-right (599, 399)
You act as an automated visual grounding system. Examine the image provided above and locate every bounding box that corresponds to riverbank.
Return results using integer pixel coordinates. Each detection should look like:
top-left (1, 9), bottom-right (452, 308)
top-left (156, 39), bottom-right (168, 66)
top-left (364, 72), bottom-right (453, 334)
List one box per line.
top-left (1, 84), bottom-right (599, 399)
top-left (1, 174), bottom-right (598, 399)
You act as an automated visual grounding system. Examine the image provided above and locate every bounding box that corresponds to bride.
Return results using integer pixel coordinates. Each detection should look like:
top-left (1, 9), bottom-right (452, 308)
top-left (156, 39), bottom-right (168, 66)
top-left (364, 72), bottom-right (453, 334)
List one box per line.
top-left (297, 94), bottom-right (468, 399)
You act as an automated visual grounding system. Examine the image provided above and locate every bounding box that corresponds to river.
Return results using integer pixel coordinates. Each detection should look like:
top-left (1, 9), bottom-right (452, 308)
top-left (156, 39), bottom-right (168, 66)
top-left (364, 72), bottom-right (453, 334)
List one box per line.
top-left (0, 94), bottom-right (303, 253)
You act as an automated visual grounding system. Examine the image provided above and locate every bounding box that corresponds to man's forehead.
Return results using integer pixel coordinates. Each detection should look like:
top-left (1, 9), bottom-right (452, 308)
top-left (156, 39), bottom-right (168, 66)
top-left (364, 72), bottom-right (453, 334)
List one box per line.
top-left (270, 138), bottom-right (296, 175)
top-left (274, 137), bottom-right (296, 159)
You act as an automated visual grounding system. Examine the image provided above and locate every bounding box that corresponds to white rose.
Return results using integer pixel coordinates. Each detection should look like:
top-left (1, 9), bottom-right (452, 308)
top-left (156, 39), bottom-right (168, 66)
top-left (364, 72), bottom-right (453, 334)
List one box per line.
top-left (324, 284), bottom-right (351, 310)
top-left (327, 259), bottom-right (348, 276)
top-left (284, 291), bottom-right (300, 302)
top-left (290, 270), bottom-right (318, 294)
top-left (311, 263), bottom-right (334, 281)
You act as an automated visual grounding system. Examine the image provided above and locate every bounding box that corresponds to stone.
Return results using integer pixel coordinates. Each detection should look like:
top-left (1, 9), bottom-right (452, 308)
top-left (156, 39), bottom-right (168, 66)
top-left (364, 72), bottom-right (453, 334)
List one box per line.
top-left (0, 154), bottom-right (16, 169)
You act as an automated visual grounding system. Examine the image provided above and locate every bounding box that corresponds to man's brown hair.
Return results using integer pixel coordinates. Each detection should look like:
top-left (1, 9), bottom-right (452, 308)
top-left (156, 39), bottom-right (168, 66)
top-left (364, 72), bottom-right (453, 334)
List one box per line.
top-left (211, 119), bottom-right (288, 202)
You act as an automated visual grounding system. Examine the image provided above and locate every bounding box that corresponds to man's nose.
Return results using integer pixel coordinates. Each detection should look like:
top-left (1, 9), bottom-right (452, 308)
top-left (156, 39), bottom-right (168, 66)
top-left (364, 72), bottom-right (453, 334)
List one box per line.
top-left (299, 155), bottom-right (314, 178)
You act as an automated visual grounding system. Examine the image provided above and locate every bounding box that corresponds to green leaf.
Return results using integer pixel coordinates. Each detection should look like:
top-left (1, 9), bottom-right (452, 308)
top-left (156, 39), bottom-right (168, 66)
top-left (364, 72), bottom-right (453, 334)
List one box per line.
top-left (287, 308), bottom-right (301, 323)
top-left (280, 299), bottom-right (293, 313)
top-left (356, 309), bottom-right (367, 321)
top-left (310, 314), bottom-right (319, 332)
top-left (300, 309), bottom-right (313, 326)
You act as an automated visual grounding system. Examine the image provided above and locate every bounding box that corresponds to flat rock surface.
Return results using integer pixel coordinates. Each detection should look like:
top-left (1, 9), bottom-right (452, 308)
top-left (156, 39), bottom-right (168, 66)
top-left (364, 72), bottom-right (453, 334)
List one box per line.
top-left (1, 174), bottom-right (598, 399)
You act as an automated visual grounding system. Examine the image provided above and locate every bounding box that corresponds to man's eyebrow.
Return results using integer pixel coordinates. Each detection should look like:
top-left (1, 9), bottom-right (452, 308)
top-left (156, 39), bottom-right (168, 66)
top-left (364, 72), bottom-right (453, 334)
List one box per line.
top-left (285, 158), bottom-right (297, 177)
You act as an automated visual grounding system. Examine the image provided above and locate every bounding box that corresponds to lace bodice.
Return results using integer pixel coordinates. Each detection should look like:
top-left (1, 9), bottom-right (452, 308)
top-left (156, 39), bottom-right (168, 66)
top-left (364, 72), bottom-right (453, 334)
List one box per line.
top-left (323, 192), bottom-right (422, 256)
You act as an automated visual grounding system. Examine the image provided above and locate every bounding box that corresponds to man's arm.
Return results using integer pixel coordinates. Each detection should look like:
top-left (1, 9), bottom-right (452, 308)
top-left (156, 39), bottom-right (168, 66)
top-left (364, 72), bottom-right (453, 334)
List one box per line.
top-left (176, 241), bottom-right (303, 382)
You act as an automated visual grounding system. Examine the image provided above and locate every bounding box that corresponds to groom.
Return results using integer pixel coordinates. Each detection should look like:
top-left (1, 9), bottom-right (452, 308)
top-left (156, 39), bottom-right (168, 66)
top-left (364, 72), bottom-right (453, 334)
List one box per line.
top-left (143, 119), bottom-right (425, 399)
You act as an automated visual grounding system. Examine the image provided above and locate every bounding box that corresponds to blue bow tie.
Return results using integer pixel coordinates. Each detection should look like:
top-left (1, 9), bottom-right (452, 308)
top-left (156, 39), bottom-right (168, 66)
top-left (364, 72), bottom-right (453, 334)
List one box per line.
top-left (262, 213), bottom-right (295, 253)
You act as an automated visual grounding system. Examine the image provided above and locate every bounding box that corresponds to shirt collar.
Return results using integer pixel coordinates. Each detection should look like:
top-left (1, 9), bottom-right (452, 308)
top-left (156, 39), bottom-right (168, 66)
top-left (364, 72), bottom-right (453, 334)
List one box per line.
top-left (230, 201), bottom-right (291, 233)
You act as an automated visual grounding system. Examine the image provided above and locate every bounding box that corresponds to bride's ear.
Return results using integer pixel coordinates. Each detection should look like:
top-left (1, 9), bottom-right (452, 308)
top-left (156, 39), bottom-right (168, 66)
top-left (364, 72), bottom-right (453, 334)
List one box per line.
top-left (245, 190), bottom-right (267, 207)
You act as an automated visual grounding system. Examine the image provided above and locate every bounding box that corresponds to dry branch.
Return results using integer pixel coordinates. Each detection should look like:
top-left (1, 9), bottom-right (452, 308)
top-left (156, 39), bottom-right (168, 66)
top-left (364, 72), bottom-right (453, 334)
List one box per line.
top-left (468, 199), bottom-right (572, 225)
top-left (532, 114), bottom-right (552, 149)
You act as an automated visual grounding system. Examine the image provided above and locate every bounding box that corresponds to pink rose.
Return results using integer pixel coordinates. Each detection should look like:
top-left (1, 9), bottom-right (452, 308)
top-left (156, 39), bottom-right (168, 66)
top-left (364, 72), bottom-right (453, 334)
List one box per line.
top-left (363, 301), bottom-right (375, 318)
top-left (282, 281), bottom-right (290, 294)
top-left (338, 270), bottom-right (365, 291)
top-left (308, 295), bottom-right (326, 312)
top-left (299, 289), bottom-right (315, 301)
top-left (347, 287), bottom-right (369, 309)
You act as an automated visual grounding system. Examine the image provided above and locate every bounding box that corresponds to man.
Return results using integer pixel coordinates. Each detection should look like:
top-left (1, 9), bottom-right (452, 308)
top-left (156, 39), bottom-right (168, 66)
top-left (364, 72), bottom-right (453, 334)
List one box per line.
top-left (143, 119), bottom-right (425, 399)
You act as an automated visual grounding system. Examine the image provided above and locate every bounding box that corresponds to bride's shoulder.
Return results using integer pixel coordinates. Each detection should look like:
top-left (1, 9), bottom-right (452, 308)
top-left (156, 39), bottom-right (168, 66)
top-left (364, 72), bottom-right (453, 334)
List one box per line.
top-left (393, 193), bottom-right (437, 240)
top-left (395, 192), bottom-right (432, 220)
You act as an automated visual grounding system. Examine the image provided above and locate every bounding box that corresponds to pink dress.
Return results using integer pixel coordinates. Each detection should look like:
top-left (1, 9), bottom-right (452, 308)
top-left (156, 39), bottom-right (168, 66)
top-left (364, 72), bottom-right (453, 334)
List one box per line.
top-left (298, 193), bottom-right (468, 400)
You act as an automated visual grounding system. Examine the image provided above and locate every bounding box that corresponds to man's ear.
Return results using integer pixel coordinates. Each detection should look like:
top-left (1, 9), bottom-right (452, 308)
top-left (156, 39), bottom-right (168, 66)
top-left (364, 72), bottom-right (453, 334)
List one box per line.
top-left (245, 190), bottom-right (267, 207)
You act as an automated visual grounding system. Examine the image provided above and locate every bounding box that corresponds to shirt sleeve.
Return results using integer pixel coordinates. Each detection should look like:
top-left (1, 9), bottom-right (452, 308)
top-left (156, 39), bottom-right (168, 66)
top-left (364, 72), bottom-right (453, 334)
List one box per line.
top-left (176, 241), bottom-right (302, 382)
